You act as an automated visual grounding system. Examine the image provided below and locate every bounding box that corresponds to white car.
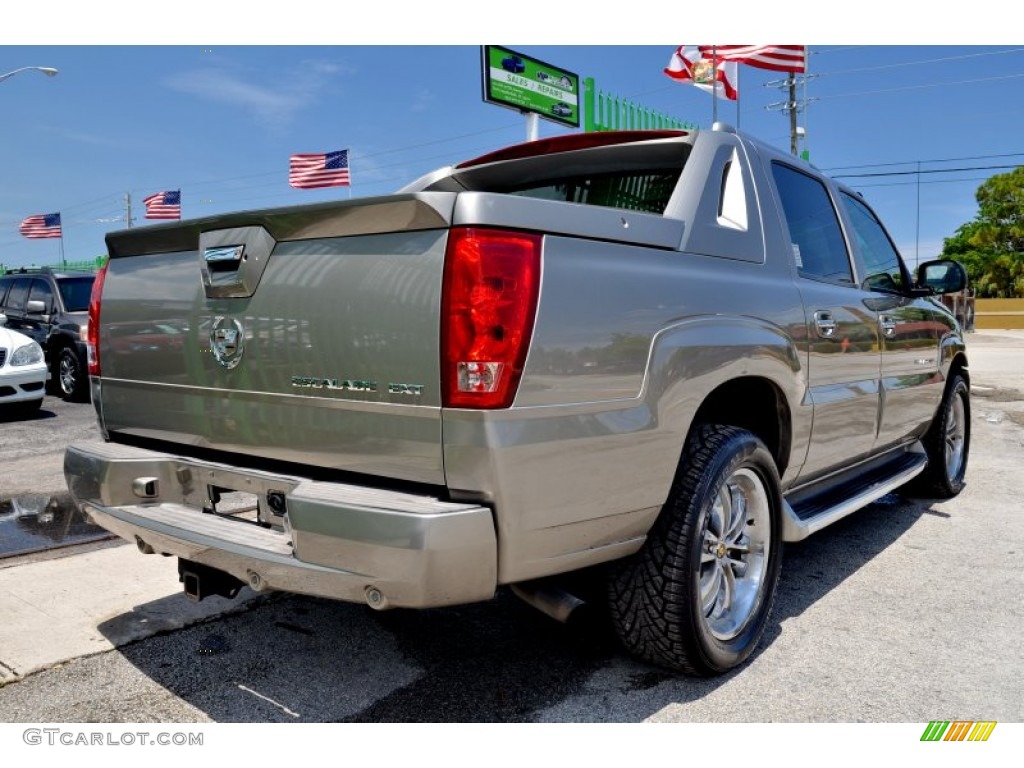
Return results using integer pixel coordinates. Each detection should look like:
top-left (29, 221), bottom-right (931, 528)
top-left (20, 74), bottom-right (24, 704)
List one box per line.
top-left (0, 312), bottom-right (48, 415)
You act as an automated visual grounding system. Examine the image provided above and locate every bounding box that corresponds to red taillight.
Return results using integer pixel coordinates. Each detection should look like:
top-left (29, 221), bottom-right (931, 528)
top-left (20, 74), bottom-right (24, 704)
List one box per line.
top-left (441, 228), bottom-right (542, 409)
top-left (87, 263), bottom-right (108, 376)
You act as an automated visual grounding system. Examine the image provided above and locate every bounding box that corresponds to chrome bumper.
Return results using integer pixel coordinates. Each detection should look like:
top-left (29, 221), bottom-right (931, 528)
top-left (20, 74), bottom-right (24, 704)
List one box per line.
top-left (64, 441), bottom-right (497, 609)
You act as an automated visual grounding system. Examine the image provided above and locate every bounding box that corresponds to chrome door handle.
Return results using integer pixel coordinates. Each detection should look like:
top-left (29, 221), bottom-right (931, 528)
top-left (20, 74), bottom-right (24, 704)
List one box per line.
top-left (814, 310), bottom-right (837, 338)
top-left (879, 314), bottom-right (897, 337)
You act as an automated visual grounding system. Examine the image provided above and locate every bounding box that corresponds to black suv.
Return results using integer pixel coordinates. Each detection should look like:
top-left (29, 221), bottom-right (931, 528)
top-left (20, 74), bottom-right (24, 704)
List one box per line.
top-left (0, 268), bottom-right (95, 401)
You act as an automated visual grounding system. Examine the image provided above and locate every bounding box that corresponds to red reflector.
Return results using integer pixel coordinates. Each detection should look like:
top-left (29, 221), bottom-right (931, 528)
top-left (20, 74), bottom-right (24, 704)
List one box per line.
top-left (441, 228), bottom-right (542, 409)
top-left (87, 263), bottom-right (108, 376)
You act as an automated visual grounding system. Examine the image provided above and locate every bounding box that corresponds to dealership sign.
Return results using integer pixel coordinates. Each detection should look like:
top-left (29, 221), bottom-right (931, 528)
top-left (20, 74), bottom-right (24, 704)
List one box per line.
top-left (481, 45), bottom-right (580, 128)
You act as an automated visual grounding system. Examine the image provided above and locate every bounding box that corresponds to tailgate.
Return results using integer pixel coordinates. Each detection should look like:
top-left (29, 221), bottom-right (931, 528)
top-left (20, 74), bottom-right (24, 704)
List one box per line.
top-left (98, 193), bottom-right (456, 485)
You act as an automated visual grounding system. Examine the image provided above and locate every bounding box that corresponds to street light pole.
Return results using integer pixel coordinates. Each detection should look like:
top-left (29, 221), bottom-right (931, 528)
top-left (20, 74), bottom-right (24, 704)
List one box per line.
top-left (0, 66), bottom-right (59, 84)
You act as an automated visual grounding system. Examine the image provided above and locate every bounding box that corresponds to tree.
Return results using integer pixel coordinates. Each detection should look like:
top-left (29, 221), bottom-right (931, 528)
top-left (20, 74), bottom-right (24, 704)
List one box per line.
top-left (940, 166), bottom-right (1024, 298)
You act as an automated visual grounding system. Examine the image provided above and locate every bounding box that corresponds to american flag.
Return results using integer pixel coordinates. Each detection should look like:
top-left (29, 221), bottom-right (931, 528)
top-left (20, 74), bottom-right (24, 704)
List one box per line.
top-left (143, 189), bottom-right (182, 220)
top-left (289, 150), bottom-right (351, 189)
top-left (698, 46), bottom-right (807, 73)
top-left (19, 213), bottom-right (62, 239)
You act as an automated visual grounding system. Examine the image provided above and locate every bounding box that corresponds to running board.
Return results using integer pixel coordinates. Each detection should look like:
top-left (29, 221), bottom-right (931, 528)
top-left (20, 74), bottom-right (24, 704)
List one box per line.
top-left (781, 448), bottom-right (927, 542)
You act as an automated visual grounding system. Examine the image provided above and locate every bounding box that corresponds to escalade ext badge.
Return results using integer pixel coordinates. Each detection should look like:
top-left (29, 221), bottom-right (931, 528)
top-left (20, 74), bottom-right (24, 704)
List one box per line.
top-left (210, 316), bottom-right (245, 369)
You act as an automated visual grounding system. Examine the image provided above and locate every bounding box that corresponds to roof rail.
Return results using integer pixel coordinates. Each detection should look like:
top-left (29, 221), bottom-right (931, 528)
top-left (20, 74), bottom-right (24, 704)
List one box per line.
top-left (0, 265), bottom-right (97, 276)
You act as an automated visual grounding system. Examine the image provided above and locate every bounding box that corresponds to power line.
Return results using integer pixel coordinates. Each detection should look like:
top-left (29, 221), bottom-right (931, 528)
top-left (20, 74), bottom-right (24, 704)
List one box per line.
top-left (848, 175), bottom-right (1002, 189)
top-left (815, 72), bottom-right (1024, 101)
top-left (824, 151), bottom-right (1024, 172)
top-left (812, 47), bottom-right (1024, 77)
top-left (833, 163), bottom-right (1023, 180)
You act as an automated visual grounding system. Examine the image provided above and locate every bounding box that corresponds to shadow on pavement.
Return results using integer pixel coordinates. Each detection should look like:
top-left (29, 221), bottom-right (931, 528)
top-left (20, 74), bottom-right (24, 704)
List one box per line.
top-left (0, 405), bottom-right (57, 423)
top-left (93, 494), bottom-right (931, 722)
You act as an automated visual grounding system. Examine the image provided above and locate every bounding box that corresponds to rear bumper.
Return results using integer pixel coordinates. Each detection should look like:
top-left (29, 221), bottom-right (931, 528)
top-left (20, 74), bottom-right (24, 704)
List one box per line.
top-left (64, 441), bottom-right (497, 609)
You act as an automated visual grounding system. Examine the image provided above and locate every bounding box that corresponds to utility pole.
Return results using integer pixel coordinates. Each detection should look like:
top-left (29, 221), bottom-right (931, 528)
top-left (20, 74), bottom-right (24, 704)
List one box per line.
top-left (788, 75), bottom-right (798, 156)
top-left (124, 192), bottom-right (133, 229)
top-left (915, 160), bottom-right (921, 270)
top-left (766, 74), bottom-right (818, 158)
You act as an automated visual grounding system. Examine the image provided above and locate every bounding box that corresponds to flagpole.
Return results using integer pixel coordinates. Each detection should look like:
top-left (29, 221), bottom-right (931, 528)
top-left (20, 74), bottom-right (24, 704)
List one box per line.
top-left (59, 231), bottom-right (65, 270)
top-left (801, 46), bottom-right (809, 158)
top-left (711, 46), bottom-right (718, 125)
top-left (736, 66), bottom-right (741, 130)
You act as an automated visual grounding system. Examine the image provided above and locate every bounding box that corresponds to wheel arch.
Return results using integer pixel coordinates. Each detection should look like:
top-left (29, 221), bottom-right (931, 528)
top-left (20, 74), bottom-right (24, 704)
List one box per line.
top-left (689, 376), bottom-right (793, 479)
top-left (46, 332), bottom-right (79, 362)
top-left (643, 315), bottom-right (805, 487)
top-left (947, 350), bottom-right (969, 387)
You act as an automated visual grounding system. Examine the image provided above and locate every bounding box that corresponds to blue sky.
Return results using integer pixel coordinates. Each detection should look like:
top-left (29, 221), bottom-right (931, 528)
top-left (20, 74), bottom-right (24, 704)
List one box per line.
top-left (2, 11), bottom-right (1019, 272)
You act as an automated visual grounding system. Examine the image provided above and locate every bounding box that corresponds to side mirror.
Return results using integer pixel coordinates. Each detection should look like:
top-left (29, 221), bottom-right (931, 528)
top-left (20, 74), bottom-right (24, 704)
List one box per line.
top-left (916, 259), bottom-right (967, 295)
top-left (25, 299), bottom-right (48, 315)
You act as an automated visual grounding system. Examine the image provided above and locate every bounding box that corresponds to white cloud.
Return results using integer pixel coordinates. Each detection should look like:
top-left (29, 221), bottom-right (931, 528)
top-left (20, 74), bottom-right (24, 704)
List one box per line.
top-left (39, 125), bottom-right (126, 148)
top-left (163, 58), bottom-right (353, 128)
top-left (164, 69), bottom-right (305, 124)
top-left (411, 88), bottom-right (436, 113)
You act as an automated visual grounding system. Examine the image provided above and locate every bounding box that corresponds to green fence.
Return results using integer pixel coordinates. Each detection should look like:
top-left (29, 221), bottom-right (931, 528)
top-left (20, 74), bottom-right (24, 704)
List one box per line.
top-left (583, 77), bottom-right (697, 133)
top-left (0, 255), bottom-right (107, 275)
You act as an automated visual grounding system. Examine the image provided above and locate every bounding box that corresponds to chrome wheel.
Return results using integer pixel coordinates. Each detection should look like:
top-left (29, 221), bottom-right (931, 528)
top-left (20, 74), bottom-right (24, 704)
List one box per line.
top-left (59, 350), bottom-right (78, 396)
top-left (699, 467), bottom-right (771, 641)
top-left (607, 424), bottom-right (782, 675)
top-left (944, 390), bottom-right (966, 483)
top-left (905, 373), bottom-right (970, 500)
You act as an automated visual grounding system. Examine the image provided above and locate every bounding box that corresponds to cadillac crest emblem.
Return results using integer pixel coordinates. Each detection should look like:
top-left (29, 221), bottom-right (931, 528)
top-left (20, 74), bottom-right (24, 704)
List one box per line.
top-left (210, 316), bottom-right (245, 369)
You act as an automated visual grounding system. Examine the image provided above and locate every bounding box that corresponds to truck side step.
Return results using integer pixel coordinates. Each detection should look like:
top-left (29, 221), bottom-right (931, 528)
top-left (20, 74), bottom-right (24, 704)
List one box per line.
top-left (781, 447), bottom-right (927, 542)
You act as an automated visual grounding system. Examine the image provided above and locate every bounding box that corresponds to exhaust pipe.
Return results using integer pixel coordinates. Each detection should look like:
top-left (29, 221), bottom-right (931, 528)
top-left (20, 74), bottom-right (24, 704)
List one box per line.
top-left (178, 559), bottom-right (245, 603)
top-left (511, 581), bottom-right (586, 624)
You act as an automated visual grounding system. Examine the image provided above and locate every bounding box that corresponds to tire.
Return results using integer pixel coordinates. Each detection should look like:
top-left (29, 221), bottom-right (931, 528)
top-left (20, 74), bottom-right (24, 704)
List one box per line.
top-left (607, 424), bottom-right (783, 676)
top-left (56, 346), bottom-right (88, 402)
top-left (908, 373), bottom-right (970, 499)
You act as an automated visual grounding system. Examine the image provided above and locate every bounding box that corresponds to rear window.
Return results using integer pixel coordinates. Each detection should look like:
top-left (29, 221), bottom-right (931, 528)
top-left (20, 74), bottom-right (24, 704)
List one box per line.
top-left (506, 169), bottom-right (682, 214)
top-left (57, 276), bottom-right (95, 312)
top-left (428, 136), bottom-right (691, 215)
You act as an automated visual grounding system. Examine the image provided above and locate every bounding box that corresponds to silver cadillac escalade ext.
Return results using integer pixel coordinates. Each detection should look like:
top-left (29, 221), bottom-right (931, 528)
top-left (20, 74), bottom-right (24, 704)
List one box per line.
top-left (64, 125), bottom-right (970, 675)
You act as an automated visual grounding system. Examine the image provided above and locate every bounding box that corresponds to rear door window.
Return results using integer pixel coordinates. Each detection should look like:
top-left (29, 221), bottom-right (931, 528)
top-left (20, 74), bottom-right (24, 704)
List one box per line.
top-left (771, 163), bottom-right (854, 284)
top-left (28, 279), bottom-right (55, 313)
top-left (5, 278), bottom-right (32, 311)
